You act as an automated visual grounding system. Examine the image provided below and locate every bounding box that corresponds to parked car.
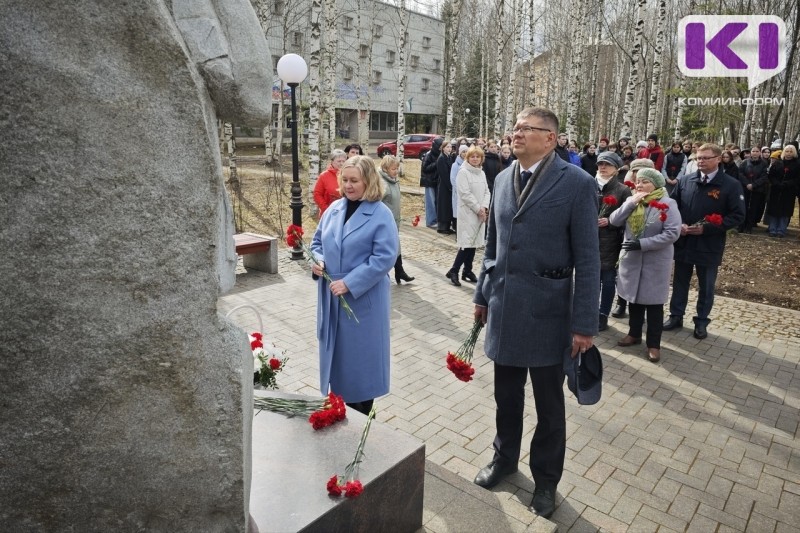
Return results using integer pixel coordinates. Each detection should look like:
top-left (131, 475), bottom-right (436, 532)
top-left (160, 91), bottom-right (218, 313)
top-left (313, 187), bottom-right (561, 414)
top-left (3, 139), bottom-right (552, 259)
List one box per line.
top-left (376, 134), bottom-right (443, 159)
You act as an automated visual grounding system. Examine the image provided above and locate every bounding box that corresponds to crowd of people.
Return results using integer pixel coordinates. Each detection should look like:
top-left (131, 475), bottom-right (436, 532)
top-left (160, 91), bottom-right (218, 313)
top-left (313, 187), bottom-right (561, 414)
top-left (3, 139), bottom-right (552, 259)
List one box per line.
top-left (305, 116), bottom-right (796, 518)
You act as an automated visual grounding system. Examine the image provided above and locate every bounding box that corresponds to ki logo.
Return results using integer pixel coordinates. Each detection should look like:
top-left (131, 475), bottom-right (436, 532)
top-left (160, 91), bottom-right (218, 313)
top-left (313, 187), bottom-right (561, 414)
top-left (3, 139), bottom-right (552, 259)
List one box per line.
top-left (678, 16), bottom-right (787, 89)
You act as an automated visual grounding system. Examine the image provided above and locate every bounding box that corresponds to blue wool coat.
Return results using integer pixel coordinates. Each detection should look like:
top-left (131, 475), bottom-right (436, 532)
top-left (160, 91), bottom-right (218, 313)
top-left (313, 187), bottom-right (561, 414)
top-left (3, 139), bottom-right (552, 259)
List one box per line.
top-left (311, 199), bottom-right (399, 403)
top-left (474, 156), bottom-right (601, 368)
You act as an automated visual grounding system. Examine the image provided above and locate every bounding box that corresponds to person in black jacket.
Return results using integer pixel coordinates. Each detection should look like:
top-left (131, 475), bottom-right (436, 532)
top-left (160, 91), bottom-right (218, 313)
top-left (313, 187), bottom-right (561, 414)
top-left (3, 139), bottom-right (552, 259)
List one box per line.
top-left (721, 151), bottom-right (740, 180)
top-left (555, 132), bottom-right (570, 162)
top-left (580, 143), bottom-right (598, 177)
top-left (595, 151), bottom-right (632, 331)
top-left (482, 140), bottom-right (505, 195)
top-left (420, 137), bottom-right (443, 227)
top-left (738, 146), bottom-right (769, 233)
top-left (436, 141), bottom-right (455, 234)
top-left (663, 142), bottom-right (687, 194)
top-left (663, 143), bottom-right (745, 340)
top-left (765, 145), bottom-right (800, 237)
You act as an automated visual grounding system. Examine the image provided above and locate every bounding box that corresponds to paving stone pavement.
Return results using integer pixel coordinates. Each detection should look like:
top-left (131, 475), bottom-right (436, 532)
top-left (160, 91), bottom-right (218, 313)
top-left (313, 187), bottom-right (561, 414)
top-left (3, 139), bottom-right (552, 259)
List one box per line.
top-left (221, 222), bottom-right (800, 532)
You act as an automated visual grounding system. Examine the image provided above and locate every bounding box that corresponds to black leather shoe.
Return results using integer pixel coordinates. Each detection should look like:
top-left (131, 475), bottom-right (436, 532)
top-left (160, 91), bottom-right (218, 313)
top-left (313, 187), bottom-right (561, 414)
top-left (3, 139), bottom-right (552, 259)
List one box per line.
top-left (437, 229), bottom-right (455, 235)
top-left (610, 303), bottom-right (627, 318)
top-left (530, 485), bottom-right (556, 518)
top-left (694, 323), bottom-right (708, 339)
top-left (449, 271), bottom-right (461, 287)
top-left (663, 316), bottom-right (683, 330)
top-left (461, 271), bottom-right (478, 283)
top-left (474, 460), bottom-right (518, 489)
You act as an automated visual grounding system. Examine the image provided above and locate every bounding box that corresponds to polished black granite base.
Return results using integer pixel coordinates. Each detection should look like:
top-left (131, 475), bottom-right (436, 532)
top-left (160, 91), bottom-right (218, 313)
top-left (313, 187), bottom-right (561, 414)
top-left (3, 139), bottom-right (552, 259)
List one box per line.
top-left (250, 391), bottom-right (425, 532)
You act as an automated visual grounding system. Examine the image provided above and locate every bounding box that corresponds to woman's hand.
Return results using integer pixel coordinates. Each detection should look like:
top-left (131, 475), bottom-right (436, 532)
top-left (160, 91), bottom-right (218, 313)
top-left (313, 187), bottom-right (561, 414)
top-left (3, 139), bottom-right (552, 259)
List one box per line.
top-left (631, 191), bottom-right (648, 204)
top-left (598, 217), bottom-right (609, 228)
top-left (312, 261), bottom-right (325, 277)
top-left (330, 279), bottom-right (349, 297)
top-left (478, 207), bottom-right (488, 223)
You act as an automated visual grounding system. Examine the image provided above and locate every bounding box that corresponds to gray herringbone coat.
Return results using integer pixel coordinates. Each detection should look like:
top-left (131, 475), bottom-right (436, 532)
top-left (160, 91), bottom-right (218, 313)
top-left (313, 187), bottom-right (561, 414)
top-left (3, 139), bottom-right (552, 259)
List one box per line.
top-left (473, 156), bottom-right (601, 368)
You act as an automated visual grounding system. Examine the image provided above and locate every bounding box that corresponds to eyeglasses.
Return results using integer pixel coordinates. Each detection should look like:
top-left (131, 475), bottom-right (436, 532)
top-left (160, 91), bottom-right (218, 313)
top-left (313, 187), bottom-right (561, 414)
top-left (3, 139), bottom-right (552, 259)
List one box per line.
top-left (696, 156), bottom-right (720, 161)
top-left (513, 125), bottom-right (552, 135)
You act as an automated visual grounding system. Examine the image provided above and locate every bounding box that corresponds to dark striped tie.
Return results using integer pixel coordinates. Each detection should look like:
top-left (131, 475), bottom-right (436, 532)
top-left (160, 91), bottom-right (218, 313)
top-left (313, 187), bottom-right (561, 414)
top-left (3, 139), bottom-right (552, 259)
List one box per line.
top-left (520, 170), bottom-right (532, 189)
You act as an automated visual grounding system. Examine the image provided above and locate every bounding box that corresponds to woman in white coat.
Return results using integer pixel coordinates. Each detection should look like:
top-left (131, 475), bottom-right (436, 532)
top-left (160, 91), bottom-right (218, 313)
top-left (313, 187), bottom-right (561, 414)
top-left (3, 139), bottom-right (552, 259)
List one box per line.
top-left (446, 145), bottom-right (490, 286)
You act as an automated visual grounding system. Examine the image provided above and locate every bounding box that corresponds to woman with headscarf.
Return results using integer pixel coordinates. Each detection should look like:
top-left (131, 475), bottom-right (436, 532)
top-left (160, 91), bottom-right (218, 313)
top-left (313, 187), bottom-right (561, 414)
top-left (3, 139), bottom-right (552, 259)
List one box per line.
top-left (609, 168), bottom-right (682, 363)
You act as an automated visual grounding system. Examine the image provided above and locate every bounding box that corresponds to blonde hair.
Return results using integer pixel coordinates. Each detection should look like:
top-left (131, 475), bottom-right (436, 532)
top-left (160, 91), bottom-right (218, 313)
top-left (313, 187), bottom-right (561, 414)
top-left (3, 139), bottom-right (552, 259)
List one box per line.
top-left (339, 155), bottom-right (384, 201)
top-left (698, 143), bottom-right (722, 156)
top-left (380, 154), bottom-right (400, 172)
top-left (782, 145), bottom-right (797, 159)
top-left (465, 145), bottom-right (485, 166)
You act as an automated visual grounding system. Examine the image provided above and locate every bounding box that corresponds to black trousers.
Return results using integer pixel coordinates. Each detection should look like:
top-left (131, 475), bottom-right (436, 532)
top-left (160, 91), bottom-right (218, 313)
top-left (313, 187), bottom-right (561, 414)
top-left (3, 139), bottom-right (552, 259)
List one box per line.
top-left (450, 247), bottom-right (476, 274)
top-left (669, 260), bottom-right (718, 324)
top-left (628, 303), bottom-right (664, 348)
top-left (491, 362), bottom-right (565, 489)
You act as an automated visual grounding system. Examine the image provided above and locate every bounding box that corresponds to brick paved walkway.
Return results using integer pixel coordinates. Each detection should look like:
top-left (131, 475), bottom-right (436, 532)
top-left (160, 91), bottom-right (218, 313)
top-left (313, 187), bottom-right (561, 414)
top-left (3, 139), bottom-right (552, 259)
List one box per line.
top-left (221, 222), bottom-right (800, 532)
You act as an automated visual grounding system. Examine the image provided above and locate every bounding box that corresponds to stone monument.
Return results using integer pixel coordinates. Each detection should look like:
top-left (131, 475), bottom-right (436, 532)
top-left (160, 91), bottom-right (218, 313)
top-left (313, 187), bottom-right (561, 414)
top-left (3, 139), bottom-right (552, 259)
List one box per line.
top-left (0, 1), bottom-right (272, 530)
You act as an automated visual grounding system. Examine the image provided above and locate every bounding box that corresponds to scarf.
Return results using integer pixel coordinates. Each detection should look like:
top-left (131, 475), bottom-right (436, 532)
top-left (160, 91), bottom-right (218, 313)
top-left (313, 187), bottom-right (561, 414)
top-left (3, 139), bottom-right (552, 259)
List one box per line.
top-left (596, 174), bottom-right (612, 189)
top-left (627, 188), bottom-right (666, 237)
top-left (516, 150), bottom-right (556, 208)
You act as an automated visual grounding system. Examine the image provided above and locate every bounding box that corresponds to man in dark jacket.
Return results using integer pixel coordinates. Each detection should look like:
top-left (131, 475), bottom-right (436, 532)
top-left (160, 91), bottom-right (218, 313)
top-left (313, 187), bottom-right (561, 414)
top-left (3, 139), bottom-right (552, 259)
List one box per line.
top-left (738, 146), bottom-right (769, 233)
top-left (420, 137), bottom-right (442, 227)
top-left (663, 143), bottom-right (745, 339)
top-left (595, 151), bottom-right (631, 331)
top-left (482, 140), bottom-right (505, 195)
top-left (554, 133), bottom-right (570, 162)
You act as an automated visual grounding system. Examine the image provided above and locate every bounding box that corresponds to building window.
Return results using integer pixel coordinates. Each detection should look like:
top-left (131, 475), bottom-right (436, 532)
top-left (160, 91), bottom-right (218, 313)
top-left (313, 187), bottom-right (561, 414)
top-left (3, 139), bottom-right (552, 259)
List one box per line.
top-left (272, 55), bottom-right (281, 72)
top-left (433, 58), bottom-right (441, 71)
top-left (343, 66), bottom-right (353, 80)
top-left (372, 70), bottom-right (382, 85)
top-left (387, 50), bottom-right (395, 63)
top-left (410, 55), bottom-right (419, 68)
top-left (292, 32), bottom-right (303, 47)
top-left (359, 44), bottom-right (369, 58)
top-left (370, 111), bottom-right (397, 131)
top-left (343, 16), bottom-right (353, 30)
top-left (423, 36), bottom-right (431, 48)
top-left (422, 78), bottom-right (430, 91)
top-left (374, 25), bottom-right (383, 38)
top-left (273, 0), bottom-right (284, 15)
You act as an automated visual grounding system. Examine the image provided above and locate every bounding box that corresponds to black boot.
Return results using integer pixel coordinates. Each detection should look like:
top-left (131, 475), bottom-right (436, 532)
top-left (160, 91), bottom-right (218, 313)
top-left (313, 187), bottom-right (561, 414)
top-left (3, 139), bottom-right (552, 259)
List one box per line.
top-left (611, 297), bottom-right (627, 318)
top-left (448, 270), bottom-right (461, 287)
top-left (598, 314), bottom-right (608, 331)
top-left (394, 255), bottom-right (414, 284)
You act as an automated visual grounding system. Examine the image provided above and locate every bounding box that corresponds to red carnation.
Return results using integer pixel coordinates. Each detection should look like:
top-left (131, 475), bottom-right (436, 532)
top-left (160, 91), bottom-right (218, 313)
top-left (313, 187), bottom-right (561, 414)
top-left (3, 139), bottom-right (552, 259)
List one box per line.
top-left (251, 332), bottom-right (263, 341)
top-left (603, 195), bottom-right (618, 206)
top-left (704, 213), bottom-right (723, 226)
top-left (286, 224), bottom-right (304, 248)
top-left (327, 475), bottom-right (343, 497)
top-left (412, 214), bottom-right (421, 227)
top-left (250, 339), bottom-right (263, 350)
top-left (344, 480), bottom-right (363, 498)
top-left (659, 211), bottom-right (668, 222)
top-left (269, 358), bottom-right (281, 370)
top-left (624, 180), bottom-right (636, 189)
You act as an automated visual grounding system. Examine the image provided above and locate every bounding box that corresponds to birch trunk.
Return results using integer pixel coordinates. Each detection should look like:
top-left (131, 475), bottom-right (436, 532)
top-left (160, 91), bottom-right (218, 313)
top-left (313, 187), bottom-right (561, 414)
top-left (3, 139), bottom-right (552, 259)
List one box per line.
top-left (503, 0), bottom-right (519, 138)
top-left (492, 0), bottom-right (505, 138)
top-left (324, 0), bottom-right (338, 154)
top-left (566, 1), bottom-right (586, 140)
top-left (479, 51), bottom-right (485, 138)
top-left (275, 83), bottom-right (285, 158)
top-left (588, 0), bottom-right (604, 141)
top-left (396, 0), bottom-right (410, 168)
top-left (444, 0), bottom-right (464, 138)
top-left (620, 0), bottom-right (647, 139)
top-left (254, 0), bottom-right (275, 164)
top-left (526, 0), bottom-right (535, 107)
top-left (645, 0), bottom-right (666, 136)
top-left (307, 0), bottom-right (323, 204)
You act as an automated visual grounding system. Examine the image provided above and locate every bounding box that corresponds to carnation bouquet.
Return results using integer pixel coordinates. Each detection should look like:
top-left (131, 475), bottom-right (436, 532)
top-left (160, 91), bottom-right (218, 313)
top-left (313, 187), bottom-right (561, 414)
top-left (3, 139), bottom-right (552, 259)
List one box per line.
top-left (327, 406), bottom-right (376, 498)
top-left (286, 224), bottom-right (358, 322)
top-left (598, 195), bottom-right (618, 219)
top-left (250, 332), bottom-right (288, 389)
top-left (446, 319), bottom-right (484, 382)
top-left (691, 213), bottom-right (723, 227)
top-left (253, 392), bottom-right (347, 430)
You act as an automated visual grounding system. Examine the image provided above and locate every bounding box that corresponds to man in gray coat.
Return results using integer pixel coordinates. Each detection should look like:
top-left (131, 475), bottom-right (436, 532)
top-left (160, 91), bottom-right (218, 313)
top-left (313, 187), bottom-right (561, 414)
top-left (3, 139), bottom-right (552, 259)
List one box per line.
top-left (472, 107), bottom-right (601, 518)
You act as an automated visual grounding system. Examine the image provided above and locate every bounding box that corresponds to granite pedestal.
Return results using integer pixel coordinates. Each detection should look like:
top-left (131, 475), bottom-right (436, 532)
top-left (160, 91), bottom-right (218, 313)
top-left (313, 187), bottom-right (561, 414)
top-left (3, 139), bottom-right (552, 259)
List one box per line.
top-left (250, 391), bottom-right (425, 532)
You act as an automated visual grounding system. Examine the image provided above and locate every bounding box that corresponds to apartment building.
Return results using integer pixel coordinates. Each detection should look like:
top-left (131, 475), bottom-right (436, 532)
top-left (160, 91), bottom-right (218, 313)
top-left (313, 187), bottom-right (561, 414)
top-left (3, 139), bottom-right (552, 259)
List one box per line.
top-left (261, 0), bottom-right (445, 139)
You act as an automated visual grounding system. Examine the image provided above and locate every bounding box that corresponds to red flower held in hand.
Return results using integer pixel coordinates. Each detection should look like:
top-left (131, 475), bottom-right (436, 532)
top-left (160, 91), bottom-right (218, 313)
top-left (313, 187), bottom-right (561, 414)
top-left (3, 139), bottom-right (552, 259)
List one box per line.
top-left (624, 180), bottom-right (636, 189)
top-left (599, 195), bottom-right (619, 218)
top-left (704, 213), bottom-right (724, 226)
top-left (286, 224), bottom-right (304, 248)
top-left (445, 320), bottom-right (484, 382)
top-left (603, 195), bottom-right (618, 206)
top-left (412, 214), bottom-right (421, 227)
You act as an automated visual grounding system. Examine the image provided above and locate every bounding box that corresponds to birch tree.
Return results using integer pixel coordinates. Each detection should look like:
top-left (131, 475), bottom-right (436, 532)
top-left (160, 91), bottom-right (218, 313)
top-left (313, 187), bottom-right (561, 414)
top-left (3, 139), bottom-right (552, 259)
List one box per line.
top-left (645, 0), bottom-right (666, 136)
top-left (566, 1), bottom-right (587, 140)
top-left (307, 0), bottom-right (323, 204)
top-left (492, 0), bottom-right (506, 138)
top-left (525, 0), bottom-right (536, 107)
top-left (396, 0), bottom-right (410, 166)
top-left (444, 0), bottom-right (464, 138)
top-left (588, 0), bottom-right (604, 141)
top-left (324, 0), bottom-right (338, 154)
top-left (620, 0), bottom-right (647, 139)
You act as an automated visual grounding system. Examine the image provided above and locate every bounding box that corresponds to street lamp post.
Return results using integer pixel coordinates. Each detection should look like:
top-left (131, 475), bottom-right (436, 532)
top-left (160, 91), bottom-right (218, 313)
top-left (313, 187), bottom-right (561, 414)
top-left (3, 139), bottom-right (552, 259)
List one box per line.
top-left (464, 108), bottom-right (470, 137)
top-left (277, 53), bottom-right (309, 260)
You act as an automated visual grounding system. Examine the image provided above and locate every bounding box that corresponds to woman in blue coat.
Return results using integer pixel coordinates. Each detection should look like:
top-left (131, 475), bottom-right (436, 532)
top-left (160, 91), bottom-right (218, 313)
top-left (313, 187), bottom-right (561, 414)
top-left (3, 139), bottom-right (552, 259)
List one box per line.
top-left (310, 156), bottom-right (399, 414)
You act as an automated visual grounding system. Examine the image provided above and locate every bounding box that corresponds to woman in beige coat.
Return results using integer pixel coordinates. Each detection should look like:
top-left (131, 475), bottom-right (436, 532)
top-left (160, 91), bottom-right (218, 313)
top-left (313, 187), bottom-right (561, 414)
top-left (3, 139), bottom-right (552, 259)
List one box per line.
top-left (446, 145), bottom-right (490, 286)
